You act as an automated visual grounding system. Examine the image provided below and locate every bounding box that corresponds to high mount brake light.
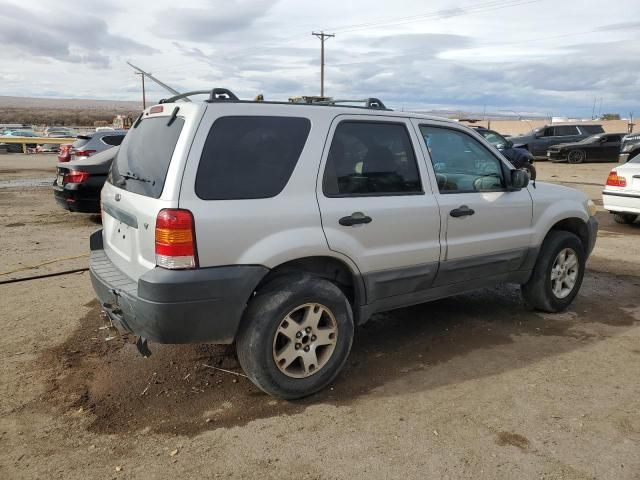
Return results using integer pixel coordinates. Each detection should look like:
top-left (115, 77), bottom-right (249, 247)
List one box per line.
top-left (606, 171), bottom-right (627, 188)
top-left (155, 209), bottom-right (198, 269)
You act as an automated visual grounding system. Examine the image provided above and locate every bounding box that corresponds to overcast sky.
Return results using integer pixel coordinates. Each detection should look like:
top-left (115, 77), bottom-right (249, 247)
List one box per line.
top-left (1, 0), bottom-right (639, 117)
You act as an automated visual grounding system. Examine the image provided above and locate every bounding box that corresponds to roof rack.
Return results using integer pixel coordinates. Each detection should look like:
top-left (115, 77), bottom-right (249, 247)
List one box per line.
top-left (159, 88), bottom-right (239, 104)
top-left (312, 98), bottom-right (388, 110)
top-left (159, 88), bottom-right (389, 111)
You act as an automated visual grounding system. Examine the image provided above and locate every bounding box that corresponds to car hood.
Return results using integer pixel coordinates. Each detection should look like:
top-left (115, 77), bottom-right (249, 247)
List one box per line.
top-left (529, 180), bottom-right (590, 210)
top-left (548, 141), bottom-right (586, 150)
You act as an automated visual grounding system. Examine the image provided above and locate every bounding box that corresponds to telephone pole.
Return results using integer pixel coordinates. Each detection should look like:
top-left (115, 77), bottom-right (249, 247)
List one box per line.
top-left (312, 31), bottom-right (335, 97)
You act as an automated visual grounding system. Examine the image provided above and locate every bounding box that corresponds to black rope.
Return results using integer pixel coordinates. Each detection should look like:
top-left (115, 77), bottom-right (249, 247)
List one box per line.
top-left (0, 268), bottom-right (89, 285)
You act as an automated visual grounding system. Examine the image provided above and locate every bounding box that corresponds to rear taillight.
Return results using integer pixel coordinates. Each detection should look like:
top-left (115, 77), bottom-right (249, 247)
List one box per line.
top-left (63, 171), bottom-right (90, 183)
top-left (155, 209), bottom-right (197, 269)
top-left (74, 149), bottom-right (97, 157)
top-left (606, 171), bottom-right (627, 187)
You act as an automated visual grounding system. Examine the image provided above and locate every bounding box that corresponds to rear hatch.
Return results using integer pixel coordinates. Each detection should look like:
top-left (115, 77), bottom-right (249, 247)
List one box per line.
top-left (101, 104), bottom-right (204, 280)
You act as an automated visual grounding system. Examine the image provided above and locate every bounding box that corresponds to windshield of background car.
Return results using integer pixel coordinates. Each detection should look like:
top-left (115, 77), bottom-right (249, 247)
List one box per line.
top-left (110, 116), bottom-right (185, 198)
top-left (580, 134), bottom-right (602, 143)
top-left (481, 131), bottom-right (507, 148)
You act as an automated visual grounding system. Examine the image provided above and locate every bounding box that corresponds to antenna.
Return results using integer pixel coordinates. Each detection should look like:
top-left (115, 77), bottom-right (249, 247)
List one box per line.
top-left (126, 61), bottom-right (187, 101)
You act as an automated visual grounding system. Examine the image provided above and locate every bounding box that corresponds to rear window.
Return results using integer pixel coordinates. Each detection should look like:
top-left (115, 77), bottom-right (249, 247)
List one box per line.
top-left (72, 136), bottom-right (90, 148)
top-left (110, 117), bottom-right (185, 198)
top-left (195, 116), bottom-right (311, 200)
top-left (582, 125), bottom-right (605, 134)
top-left (102, 134), bottom-right (125, 146)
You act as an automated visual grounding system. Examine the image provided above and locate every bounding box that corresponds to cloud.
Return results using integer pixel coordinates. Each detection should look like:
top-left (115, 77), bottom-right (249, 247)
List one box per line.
top-left (152, 0), bottom-right (277, 42)
top-left (0, 4), bottom-right (157, 67)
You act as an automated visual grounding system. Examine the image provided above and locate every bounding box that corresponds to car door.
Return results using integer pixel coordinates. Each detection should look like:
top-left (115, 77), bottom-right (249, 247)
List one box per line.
top-left (413, 121), bottom-right (534, 286)
top-left (601, 134), bottom-right (622, 161)
top-left (317, 116), bottom-right (442, 302)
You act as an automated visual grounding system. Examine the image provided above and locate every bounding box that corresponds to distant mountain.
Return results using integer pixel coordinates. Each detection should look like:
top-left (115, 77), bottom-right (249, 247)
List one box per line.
top-left (0, 96), bottom-right (143, 111)
top-left (0, 96), bottom-right (144, 125)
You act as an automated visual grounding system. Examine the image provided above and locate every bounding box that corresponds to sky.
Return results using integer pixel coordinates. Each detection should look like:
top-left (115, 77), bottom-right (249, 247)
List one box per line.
top-left (0, 0), bottom-right (639, 117)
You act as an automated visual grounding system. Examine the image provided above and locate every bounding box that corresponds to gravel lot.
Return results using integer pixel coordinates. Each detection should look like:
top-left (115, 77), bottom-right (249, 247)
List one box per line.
top-left (1, 154), bottom-right (638, 479)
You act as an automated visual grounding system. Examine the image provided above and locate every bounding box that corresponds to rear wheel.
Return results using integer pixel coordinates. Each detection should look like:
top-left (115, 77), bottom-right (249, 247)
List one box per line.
top-left (522, 231), bottom-right (586, 312)
top-left (613, 213), bottom-right (638, 224)
top-left (567, 150), bottom-right (586, 164)
top-left (236, 274), bottom-right (354, 399)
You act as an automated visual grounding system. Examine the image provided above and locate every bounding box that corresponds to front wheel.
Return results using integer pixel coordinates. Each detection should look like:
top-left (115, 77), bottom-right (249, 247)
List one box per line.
top-left (521, 231), bottom-right (586, 312)
top-left (567, 150), bottom-right (586, 164)
top-left (236, 274), bottom-right (354, 399)
top-left (613, 213), bottom-right (638, 224)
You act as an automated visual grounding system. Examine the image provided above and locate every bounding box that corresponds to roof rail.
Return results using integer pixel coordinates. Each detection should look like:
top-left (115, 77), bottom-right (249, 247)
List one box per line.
top-left (159, 88), bottom-right (239, 104)
top-left (313, 98), bottom-right (389, 110)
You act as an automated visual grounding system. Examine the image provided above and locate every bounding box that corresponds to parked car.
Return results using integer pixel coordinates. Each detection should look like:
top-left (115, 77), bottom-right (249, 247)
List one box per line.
top-left (90, 89), bottom-right (598, 399)
top-left (53, 147), bottom-right (118, 213)
top-left (619, 133), bottom-right (640, 164)
top-left (473, 127), bottom-right (536, 179)
top-left (547, 133), bottom-right (626, 164)
top-left (602, 156), bottom-right (640, 224)
top-left (0, 129), bottom-right (38, 153)
top-left (57, 130), bottom-right (126, 162)
top-left (511, 124), bottom-right (605, 157)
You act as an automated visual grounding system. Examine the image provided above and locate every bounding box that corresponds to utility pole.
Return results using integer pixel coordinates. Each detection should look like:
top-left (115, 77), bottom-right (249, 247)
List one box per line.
top-left (312, 31), bottom-right (334, 97)
top-left (136, 72), bottom-right (146, 109)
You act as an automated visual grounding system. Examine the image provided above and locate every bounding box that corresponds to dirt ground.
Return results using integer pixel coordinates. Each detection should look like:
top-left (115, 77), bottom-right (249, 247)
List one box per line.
top-left (0, 154), bottom-right (638, 479)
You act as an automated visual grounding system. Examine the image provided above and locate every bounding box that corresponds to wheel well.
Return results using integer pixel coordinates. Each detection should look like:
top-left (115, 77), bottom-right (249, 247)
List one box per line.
top-left (550, 218), bottom-right (589, 250)
top-left (255, 256), bottom-right (363, 306)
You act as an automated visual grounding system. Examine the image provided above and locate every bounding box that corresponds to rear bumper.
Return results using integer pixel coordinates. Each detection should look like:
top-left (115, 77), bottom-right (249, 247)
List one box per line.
top-left (53, 183), bottom-right (101, 213)
top-left (89, 230), bottom-right (268, 344)
top-left (602, 190), bottom-right (640, 214)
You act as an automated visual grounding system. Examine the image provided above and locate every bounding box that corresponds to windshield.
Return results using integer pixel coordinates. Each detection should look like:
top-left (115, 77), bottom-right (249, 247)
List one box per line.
top-left (480, 131), bottom-right (508, 148)
top-left (110, 116), bottom-right (185, 198)
top-left (580, 134), bottom-right (602, 144)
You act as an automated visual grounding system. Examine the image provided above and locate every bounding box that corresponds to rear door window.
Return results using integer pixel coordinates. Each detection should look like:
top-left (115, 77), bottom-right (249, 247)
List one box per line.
top-left (195, 116), bottom-right (311, 200)
top-left (110, 117), bottom-right (185, 198)
top-left (323, 121), bottom-right (422, 196)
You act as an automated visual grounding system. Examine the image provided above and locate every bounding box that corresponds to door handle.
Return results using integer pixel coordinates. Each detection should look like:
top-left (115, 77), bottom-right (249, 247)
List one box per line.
top-left (339, 212), bottom-right (372, 226)
top-left (450, 205), bottom-right (475, 218)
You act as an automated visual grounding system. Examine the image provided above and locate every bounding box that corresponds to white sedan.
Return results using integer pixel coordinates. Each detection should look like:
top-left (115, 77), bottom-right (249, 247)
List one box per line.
top-left (602, 157), bottom-right (640, 224)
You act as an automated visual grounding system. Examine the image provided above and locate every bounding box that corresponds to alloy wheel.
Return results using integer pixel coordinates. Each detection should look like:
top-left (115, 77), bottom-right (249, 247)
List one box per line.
top-left (272, 303), bottom-right (338, 378)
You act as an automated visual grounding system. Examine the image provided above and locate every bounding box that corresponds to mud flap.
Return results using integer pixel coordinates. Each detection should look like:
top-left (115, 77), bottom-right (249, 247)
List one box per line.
top-left (136, 337), bottom-right (152, 357)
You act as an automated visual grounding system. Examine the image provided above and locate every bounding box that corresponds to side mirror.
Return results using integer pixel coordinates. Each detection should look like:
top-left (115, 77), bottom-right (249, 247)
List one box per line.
top-left (510, 169), bottom-right (529, 190)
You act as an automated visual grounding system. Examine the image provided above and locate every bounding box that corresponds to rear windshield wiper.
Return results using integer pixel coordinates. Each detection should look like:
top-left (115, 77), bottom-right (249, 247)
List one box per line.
top-left (117, 171), bottom-right (155, 185)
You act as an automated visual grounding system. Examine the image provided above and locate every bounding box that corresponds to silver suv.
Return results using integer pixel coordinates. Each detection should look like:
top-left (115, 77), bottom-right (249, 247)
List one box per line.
top-left (90, 89), bottom-right (598, 399)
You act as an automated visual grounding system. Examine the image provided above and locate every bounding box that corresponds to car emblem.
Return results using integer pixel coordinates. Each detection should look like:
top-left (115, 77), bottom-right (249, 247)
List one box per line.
top-left (115, 193), bottom-right (121, 202)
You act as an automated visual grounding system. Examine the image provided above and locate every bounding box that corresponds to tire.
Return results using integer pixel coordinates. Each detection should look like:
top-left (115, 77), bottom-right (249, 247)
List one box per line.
top-left (567, 150), bottom-right (586, 164)
top-left (521, 231), bottom-right (586, 313)
top-left (236, 274), bottom-right (354, 399)
top-left (613, 213), bottom-right (638, 224)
